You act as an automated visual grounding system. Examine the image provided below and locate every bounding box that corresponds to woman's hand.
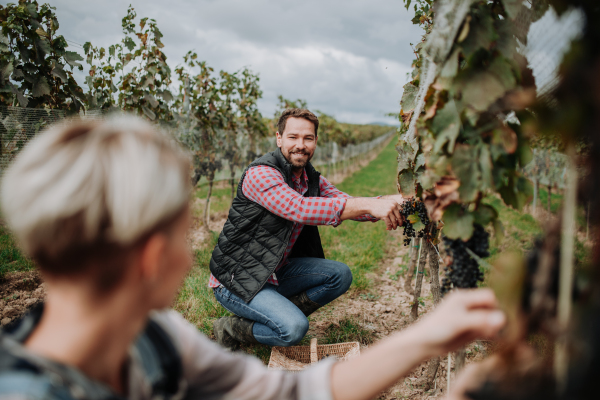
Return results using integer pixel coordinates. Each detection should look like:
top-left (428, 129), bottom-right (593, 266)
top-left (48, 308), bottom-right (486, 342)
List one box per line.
top-left (407, 288), bottom-right (506, 357)
top-left (331, 289), bottom-right (506, 400)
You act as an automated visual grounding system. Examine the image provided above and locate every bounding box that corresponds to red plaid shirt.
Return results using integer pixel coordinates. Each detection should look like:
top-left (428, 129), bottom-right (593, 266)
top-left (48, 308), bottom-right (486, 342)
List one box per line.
top-left (208, 165), bottom-right (378, 288)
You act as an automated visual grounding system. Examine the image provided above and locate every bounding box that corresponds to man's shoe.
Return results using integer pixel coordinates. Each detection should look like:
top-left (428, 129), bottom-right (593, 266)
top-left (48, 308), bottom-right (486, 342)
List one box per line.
top-left (288, 291), bottom-right (322, 317)
top-left (213, 316), bottom-right (259, 351)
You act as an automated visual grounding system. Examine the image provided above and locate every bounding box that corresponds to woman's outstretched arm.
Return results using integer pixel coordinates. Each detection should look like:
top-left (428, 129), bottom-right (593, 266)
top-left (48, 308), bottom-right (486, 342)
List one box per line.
top-left (331, 289), bottom-right (506, 400)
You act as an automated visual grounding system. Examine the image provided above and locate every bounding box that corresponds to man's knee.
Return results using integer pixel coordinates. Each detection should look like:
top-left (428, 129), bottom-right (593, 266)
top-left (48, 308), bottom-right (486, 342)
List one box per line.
top-left (279, 316), bottom-right (309, 346)
top-left (331, 262), bottom-right (353, 292)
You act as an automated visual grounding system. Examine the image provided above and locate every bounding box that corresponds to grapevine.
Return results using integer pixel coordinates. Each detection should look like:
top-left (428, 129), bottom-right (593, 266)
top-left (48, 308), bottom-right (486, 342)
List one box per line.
top-left (400, 198), bottom-right (432, 246)
top-left (441, 223), bottom-right (490, 294)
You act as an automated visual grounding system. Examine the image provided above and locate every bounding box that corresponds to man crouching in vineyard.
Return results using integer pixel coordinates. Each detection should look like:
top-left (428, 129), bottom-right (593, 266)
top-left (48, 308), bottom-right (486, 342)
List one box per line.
top-left (210, 108), bottom-right (407, 349)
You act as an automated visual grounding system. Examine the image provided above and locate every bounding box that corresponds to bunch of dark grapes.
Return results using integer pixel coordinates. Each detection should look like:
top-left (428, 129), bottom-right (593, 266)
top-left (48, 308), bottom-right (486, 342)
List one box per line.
top-left (400, 198), bottom-right (430, 246)
top-left (441, 223), bottom-right (490, 294)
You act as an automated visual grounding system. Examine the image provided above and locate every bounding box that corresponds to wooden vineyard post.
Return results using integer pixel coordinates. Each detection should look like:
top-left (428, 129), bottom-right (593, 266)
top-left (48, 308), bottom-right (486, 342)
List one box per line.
top-left (429, 243), bottom-right (442, 305)
top-left (204, 176), bottom-right (214, 231)
top-left (586, 201), bottom-right (590, 241)
top-left (410, 238), bottom-right (429, 322)
top-left (555, 143), bottom-right (578, 392)
top-left (415, 241), bottom-right (443, 390)
top-left (230, 168), bottom-right (236, 203)
top-left (455, 349), bottom-right (466, 375)
top-left (531, 176), bottom-right (540, 216)
top-left (403, 238), bottom-right (419, 294)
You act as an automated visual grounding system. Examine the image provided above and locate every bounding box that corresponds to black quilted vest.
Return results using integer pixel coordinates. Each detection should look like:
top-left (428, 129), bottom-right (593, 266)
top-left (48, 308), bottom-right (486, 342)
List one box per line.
top-left (209, 148), bottom-right (325, 303)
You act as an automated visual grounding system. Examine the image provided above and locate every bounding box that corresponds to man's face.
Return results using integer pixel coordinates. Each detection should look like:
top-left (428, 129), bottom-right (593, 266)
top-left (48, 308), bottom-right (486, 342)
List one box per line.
top-left (276, 117), bottom-right (317, 171)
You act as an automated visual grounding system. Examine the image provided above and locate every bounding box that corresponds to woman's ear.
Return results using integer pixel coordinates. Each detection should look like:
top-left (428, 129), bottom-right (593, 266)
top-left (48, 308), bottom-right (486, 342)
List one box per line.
top-left (137, 234), bottom-right (168, 284)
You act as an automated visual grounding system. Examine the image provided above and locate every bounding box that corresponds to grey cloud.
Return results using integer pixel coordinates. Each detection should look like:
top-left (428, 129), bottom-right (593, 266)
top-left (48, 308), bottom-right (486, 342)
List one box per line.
top-left (20, 0), bottom-right (423, 124)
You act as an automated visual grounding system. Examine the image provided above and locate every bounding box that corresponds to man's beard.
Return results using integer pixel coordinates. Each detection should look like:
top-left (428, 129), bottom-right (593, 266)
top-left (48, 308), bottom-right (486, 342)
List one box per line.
top-left (284, 149), bottom-right (313, 170)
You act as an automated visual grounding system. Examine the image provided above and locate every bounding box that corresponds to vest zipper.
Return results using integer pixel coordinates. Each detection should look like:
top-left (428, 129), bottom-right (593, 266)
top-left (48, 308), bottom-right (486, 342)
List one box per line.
top-left (250, 172), bottom-right (317, 300)
top-left (250, 226), bottom-right (294, 301)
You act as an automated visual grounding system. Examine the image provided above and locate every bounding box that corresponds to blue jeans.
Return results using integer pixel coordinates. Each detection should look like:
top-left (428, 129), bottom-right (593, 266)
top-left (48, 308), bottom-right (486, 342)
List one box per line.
top-left (213, 257), bottom-right (353, 347)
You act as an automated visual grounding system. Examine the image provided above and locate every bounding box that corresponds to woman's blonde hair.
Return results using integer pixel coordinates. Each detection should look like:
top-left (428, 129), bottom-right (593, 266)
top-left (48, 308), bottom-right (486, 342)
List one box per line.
top-left (1, 115), bottom-right (190, 290)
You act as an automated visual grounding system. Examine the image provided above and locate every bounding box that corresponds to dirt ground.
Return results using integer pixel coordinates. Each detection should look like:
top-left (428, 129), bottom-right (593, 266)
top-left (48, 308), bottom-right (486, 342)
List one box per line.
top-left (0, 270), bottom-right (46, 326)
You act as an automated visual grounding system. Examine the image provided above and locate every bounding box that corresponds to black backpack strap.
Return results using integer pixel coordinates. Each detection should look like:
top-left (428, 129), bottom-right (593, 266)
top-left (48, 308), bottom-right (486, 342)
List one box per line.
top-left (134, 319), bottom-right (183, 397)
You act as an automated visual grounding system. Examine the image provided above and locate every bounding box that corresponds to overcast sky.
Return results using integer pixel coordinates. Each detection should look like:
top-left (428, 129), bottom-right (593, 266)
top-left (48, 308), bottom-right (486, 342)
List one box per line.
top-left (24, 0), bottom-right (422, 124)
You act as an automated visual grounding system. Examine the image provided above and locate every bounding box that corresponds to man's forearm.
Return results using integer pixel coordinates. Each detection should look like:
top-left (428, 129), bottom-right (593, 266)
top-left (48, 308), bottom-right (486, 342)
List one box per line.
top-left (340, 197), bottom-right (376, 221)
top-left (341, 197), bottom-right (405, 230)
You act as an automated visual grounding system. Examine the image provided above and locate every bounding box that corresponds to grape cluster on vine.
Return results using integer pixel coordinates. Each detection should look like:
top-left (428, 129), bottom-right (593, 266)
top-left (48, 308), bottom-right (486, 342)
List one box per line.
top-left (400, 198), bottom-right (431, 246)
top-left (441, 223), bottom-right (490, 294)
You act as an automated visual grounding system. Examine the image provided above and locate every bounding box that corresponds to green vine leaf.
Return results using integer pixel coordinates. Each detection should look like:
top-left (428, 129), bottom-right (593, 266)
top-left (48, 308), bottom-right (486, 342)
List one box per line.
top-left (64, 51), bottom-right (83, 68)
top-left (499, 174), bottom-right (533, 211)
top-left (431, 100), bottom-right (460, 154)
top-left (51, 62), bottom-right (67, 82)
top-left (398, 169), bottom-right (416, 197)
top-left (459, 5), bottom-right (496, 57)
top-left (32, 76), bottom-right (51, 97)
top-left (408, 213), bottom-right (420, 224)
top-left (0, 33), bottom-right (9, 53)
top-left (34, 37), bottom-right (52, 62)
top-left (459, 70), bottom-right (506, 113)
top-left (442, 203), bottom-right (474, 240)
top-left (414, 153), bottom-right (426, 171)
top-left (397, 139), bottom-right (418, 172)
top-left (451, 144), bottom-right (481, 202)
top-left (488, 56), bottom-right (517, 90)
top-left (413, 220), bottom-right (425, 232)
top-left (473, 204), bottom-right (498, 226)
top-left (0, 62), bottom-right (14, 83)
top-left (401, 82), bottom-right (419, 111)
top-left (437, 49), bottom-right (459, 89)
top-left (479, 145), bottom-right (494, 189)
top-left (8, 83), bottom-right (28, 107)
top-left (123, 37), bottom-right (136, 51)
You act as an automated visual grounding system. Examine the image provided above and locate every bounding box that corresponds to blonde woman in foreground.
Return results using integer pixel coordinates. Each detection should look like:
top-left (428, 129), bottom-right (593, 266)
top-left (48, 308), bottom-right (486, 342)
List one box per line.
top-left (0, 116), bottom-right (505, 400)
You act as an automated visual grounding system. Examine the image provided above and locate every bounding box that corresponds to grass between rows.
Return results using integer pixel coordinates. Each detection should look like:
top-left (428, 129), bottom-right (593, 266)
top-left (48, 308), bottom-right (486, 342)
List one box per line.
top-left (317, 140), bottom-right (399, 292)
top-left (485, 190), bottom-right (590, 271)
top-left (0, 225), bottom-right (35, 280)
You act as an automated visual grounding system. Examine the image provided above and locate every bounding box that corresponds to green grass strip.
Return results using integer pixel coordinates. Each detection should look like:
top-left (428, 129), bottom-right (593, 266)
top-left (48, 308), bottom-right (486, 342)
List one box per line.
top-left (318, 140), bottom-right (399, 291)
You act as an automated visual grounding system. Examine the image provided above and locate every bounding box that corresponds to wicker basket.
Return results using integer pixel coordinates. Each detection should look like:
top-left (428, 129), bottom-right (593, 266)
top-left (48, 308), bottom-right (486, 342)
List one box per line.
top-left (267, 338), bottom-right (360, 371)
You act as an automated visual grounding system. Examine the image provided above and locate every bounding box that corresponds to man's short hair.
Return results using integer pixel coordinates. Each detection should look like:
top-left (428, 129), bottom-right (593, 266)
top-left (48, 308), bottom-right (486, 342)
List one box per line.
top-left (277, 108), bottom-right (319, 136)
top-left (1, 116), bottom-right (190, 292)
